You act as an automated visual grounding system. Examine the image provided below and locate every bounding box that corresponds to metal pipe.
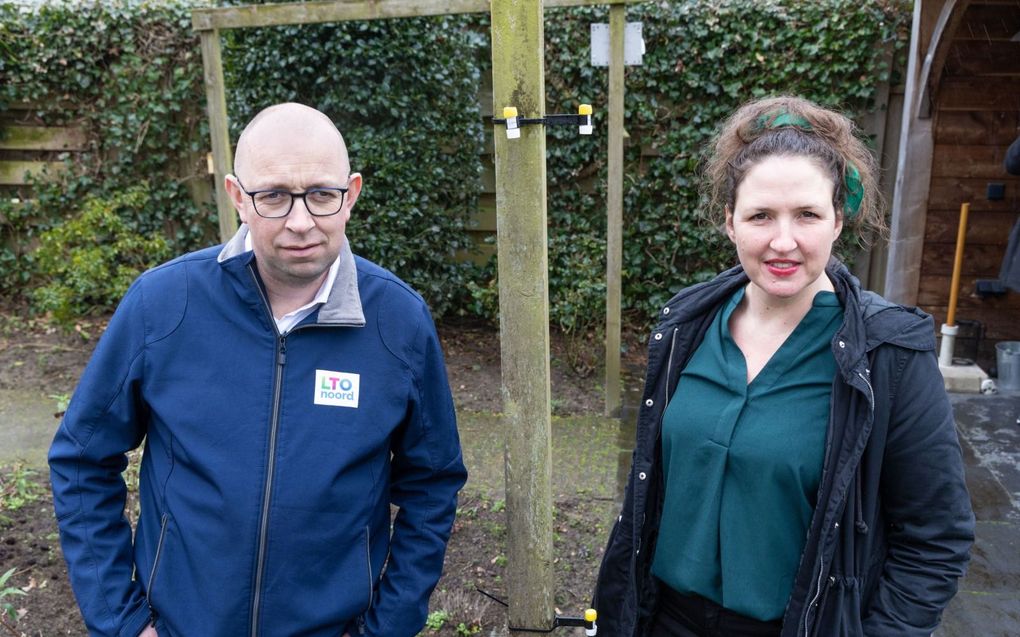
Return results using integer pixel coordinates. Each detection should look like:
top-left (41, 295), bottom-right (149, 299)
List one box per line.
top-left (939, 202), bottom-right (970, 367)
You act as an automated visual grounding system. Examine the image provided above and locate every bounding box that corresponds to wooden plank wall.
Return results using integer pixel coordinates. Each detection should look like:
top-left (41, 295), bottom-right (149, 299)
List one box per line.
top-left (0, 103), bottom-right (84, 193)
top-left (920, 3), bottom-right (1020, 370)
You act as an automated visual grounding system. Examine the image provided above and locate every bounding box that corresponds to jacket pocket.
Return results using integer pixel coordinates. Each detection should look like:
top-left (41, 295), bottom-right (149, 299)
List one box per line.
top-left (811, 575), bottom-right (864, 637)
top-left (146, 513), bottom-right (171, 608)
top-left (362, 525), bottom-right (374, 615)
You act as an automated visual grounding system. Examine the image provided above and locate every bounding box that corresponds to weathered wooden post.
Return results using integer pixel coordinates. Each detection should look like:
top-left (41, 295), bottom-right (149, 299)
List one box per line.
top-left (604, 4), bottom-right (625, 416)
top-left (490, 0), bottom-right (555, 632)
top-left (198, 28), bottom-right (237, 242)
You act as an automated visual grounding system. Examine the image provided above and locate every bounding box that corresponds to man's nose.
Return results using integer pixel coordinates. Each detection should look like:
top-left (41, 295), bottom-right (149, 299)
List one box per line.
top-left (285, 196), bottom-right (317, 232)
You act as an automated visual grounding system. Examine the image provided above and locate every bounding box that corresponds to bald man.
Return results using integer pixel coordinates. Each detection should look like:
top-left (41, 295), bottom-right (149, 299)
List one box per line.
top-left (49, 103), bottom-right (467, 637)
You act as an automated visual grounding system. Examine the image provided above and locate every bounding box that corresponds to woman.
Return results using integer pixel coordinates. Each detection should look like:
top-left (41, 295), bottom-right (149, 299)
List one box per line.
top-left (593, 96), bottom-right (974, 637)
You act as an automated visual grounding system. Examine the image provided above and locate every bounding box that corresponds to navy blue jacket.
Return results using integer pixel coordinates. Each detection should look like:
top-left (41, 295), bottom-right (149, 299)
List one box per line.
top-left (49, 228), bottom-right (467, 637)
top-left (593, 260), bottom-right (974, 636)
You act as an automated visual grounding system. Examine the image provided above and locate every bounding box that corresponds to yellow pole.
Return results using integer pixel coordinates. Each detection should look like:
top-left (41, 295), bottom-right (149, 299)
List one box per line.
top-left (945, 202), bottom-right (969, 328)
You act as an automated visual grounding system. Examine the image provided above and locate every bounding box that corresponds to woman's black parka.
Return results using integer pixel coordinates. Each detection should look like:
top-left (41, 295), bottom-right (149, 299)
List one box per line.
top-left (593, 260), bottom-right (974, 637)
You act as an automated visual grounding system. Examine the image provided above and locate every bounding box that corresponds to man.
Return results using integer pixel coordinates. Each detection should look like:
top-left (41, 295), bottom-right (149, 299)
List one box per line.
top-left (49, 103), bottom-right (467, 637)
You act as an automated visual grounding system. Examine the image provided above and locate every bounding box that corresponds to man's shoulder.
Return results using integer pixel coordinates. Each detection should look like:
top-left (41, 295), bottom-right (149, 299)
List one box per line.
top-left (353, 254), bottom-right (427, 309)
top-left (138, 244), bottom-right (222, 284)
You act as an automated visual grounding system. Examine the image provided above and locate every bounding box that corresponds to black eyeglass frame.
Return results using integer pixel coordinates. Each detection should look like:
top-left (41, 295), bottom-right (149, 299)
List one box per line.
top-left (235, 177), bottom-right (350, 218)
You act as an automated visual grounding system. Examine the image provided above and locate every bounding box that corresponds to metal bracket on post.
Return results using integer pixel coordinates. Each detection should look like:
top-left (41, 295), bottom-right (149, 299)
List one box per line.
top-left (494, 104), bottom-right (595, 138)
top-left (476, 588), bottom-right (597, 634)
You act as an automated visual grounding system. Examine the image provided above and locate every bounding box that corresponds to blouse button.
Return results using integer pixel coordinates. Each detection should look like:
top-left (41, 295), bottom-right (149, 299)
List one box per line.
top-left (638, 472), bottom-right (647, 480)
top-left (645, 399), bottom-right (654, 407)
top-left (654, 333), bottom-right (663, 341)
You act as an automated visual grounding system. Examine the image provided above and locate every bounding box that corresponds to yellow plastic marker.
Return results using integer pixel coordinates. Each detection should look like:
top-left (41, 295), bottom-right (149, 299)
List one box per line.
top-left (584, 608), bottom-right (598, 635)
top-left (503, 106), bottom-right (520, 139)
top-left (579, 104), bottom-right (593, 135)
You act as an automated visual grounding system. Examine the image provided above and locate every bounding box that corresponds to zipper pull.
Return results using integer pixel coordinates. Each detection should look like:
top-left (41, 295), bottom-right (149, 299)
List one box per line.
top-left (278, 336), bottom-right (287, 367)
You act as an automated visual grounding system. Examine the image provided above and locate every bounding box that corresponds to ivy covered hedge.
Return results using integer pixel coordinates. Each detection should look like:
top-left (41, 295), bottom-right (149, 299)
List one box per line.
top-left (0, 0), bottom-right (908, 331)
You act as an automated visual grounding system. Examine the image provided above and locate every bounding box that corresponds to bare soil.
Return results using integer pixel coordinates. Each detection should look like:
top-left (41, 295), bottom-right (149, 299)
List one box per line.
top-left (0, 312), bottom-right (646, 636)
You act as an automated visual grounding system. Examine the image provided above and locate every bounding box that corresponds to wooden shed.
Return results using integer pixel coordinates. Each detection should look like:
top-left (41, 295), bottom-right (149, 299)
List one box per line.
top-left (886, 0), bottom-right (1020, 372)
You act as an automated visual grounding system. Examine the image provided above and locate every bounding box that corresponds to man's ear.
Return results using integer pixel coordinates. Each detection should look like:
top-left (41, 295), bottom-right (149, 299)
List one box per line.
top-left (342, 173), bottom-right (363, 219)
top-left (224, 175), bottom-right (249, 224)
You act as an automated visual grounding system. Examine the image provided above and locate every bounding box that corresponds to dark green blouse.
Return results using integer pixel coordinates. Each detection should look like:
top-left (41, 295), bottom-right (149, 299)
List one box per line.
top-left (650, 287), bottom-right (843, 621)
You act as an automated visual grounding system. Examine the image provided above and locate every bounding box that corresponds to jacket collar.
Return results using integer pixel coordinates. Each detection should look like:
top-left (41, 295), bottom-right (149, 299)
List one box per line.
top-left (216, 225), bottom-right (366, 327)
top-left (659, 258), bottom-right (933, 377)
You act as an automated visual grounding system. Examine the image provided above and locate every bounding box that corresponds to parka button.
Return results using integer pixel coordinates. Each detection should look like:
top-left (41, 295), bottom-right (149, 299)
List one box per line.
top-left (838, 340), bottom-right (846, 349)
top-left (663, 307), bottom-right (670, 315)
top-left (645, 399), bottom-right (654, 407)
top-left (654, 333), bottom-right (663, 341)
top-left (638, 472), bottom-right (647, 480)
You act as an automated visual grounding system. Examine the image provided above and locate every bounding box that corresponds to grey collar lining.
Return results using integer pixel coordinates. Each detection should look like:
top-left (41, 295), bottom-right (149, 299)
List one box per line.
top-left (217, 225), bottom-right (365, 327)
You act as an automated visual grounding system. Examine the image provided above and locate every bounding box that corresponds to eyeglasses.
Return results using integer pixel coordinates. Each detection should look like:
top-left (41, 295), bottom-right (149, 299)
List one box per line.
top-left (235, 178), bottom-right (349, 218)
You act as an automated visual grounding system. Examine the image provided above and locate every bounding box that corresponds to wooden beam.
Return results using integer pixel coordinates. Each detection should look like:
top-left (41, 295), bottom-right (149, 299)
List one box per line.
top-left (193, 0), bottom-right (640, 31)
top-left (199, 29), bottom-right (238, 242)
top-left (935, 110), bottom-right (1020, 144)
top-left (885, 0), bottom-right (935, 304)
top-left (944, 40), bottom-right (1020, 77)
top-left (0, 160), bottom-right (64, 185)
top-left (937, 77), bottom-right (1020, 110)
top-left (917, 0), bottom-right (972, 118)
top-left (604, 4), bottom-right (624, 417)
top-left (0, 126), bottom-right (87, 151)
top-left (955, 4), bottom-right (1020, 40)
top-left (490, 0), bottom-right (554, 632)
top-left (931, 143), bottom-right (1017, 178)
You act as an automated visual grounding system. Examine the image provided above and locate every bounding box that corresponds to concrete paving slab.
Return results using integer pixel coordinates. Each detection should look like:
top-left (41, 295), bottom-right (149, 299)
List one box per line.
top-left (938, 393), bottom-right (1020, 636)
top-left (0, 389), bottom-right (61, 469)
top-left (940, 362), bottom-right (990, 393)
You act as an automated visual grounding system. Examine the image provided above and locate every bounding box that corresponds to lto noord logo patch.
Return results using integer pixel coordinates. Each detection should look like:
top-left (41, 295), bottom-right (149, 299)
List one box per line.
top-left (314, 370), bottom-right (360, 408)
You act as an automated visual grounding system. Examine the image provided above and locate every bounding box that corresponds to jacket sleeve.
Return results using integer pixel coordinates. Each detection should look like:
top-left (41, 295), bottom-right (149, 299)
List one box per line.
top-left (862, 348), bottom-right (975, 635)
top-left (48, 281), bottom-right (154, 637)
top-left (1004, 134), bottom-right (1020, 176)
top-left (363, 302), bottom-right (467, 637)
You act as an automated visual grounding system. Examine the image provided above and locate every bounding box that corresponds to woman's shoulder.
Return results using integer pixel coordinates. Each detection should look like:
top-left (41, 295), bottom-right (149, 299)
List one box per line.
top-left (856, 290), bottom-right (935, 353)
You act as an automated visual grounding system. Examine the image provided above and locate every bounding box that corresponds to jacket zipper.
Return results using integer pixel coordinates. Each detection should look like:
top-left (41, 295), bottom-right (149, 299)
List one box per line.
top-left (146, 513), bottom-right (170, 613)
top-left (661, 328), bottom-right (680, 415)
top-left (801, 368), bottom-right (876, 636)
top-left (249, 266), bottom-right (287, 637)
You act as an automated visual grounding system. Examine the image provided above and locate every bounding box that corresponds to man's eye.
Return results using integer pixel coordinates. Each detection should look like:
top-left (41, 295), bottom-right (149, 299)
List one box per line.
top-left (310, 190), bottom-right (341, 202)
top-left (256, 191), bottom-right (286, 203)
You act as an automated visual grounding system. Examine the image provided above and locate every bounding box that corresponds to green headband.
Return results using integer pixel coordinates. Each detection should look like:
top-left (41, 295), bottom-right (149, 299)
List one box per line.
top-left (754, 109), bottom-right (864, 218)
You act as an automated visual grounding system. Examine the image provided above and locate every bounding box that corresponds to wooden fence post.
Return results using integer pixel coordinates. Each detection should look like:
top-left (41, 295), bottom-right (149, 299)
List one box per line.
top-left (490, 0), bottom-right (555, 632)
top-left (604, 3), bottom-right (625, 416)
top-left (199, 28), bottom-right (237, 242)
